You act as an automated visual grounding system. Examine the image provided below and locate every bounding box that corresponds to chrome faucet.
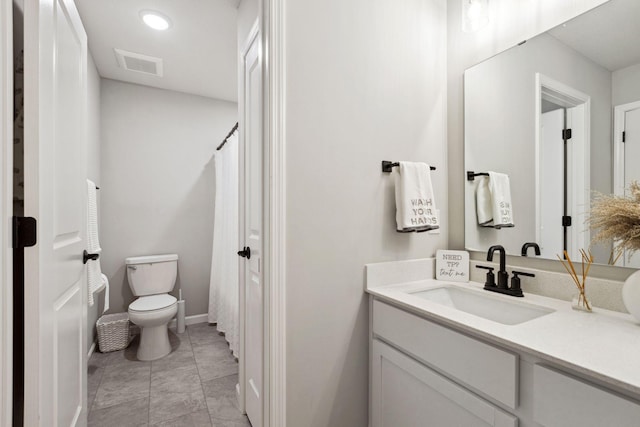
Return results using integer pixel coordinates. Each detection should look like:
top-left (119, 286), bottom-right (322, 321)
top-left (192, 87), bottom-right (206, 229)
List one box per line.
top-left (487, 245), bottom-right (508, 289)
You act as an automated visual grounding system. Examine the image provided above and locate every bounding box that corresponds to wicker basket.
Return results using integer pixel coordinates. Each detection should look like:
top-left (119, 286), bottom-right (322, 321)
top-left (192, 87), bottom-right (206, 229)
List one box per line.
top-left (96, 313), bottom-right (131, 353)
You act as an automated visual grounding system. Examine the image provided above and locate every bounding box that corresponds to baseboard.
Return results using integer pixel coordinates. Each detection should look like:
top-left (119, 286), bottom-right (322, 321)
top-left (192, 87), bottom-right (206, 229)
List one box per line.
top-left (87, 341), bottom-right (96, 358)
top-left (168, 313), bottom-right (209, 329)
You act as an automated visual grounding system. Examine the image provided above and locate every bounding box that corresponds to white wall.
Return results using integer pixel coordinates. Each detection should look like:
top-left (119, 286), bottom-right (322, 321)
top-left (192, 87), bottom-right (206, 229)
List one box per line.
top-left (612, 62), bottom-right (640, 106)
top-left (100, 79), bottom-right (237, 317)
top-left (237, 0), bottom-right (258, 48)
top-left (86, 53), bottom-right (102, 351)
top-left (464, 32), bottom-right (611, 256)
top-left (447, 0), bottom-right (611, 253)
top-left (284, 0), bottom-right (447, 425)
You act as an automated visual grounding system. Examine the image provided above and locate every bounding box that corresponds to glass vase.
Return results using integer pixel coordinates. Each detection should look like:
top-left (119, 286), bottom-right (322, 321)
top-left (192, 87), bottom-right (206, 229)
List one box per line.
top-left (572, 290), bottom-right (592, 312)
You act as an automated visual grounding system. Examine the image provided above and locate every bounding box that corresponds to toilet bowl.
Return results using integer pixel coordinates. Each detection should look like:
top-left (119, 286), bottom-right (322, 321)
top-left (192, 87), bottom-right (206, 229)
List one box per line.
top-left (126, 254), bottom-right (179, 361)
top-left (129, 294), bottom-right (177, 360)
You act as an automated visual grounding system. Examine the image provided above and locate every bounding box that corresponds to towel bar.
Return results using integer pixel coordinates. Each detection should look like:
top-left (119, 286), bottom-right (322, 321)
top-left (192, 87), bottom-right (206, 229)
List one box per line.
top-left (382, 161), bottom-right (436, 173)
top-left (467, 171), bottom-right (489, 181)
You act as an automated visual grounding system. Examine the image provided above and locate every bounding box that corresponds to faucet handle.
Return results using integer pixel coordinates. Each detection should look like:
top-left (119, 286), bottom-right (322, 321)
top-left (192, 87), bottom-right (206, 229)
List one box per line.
top-left (512, 271), bottom-right (535, 278)
top-left (476, 265), bottom-right (496, 288)
top-left (509, 271), bottom-right (535, 297)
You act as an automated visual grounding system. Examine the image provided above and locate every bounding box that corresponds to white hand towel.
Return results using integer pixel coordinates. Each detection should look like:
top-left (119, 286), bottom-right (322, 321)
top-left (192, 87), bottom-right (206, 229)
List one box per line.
top-left (394, 162), bottom-right (439, 232)
top-left (476, 176), bottom-right (493, 225)
top-left (87, 180), bottom-right (103, 306)
top-left (487, 171), bottom-right (514, 228)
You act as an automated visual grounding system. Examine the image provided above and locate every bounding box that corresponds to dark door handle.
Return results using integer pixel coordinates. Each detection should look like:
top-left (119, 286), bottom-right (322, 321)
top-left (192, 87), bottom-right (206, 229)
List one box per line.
top-left (83, 250), bottom-right (100, 264)
top-left (237, 247), bottom-right (251, 259)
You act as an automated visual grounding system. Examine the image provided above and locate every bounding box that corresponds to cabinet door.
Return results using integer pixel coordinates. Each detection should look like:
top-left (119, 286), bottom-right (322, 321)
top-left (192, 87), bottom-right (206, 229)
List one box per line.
top-left (371, 340), bottom-right (517, 427)
top-left (373, 300), bottom-right (518, 408)
top-left (533, 364), bottom-right (640, 426)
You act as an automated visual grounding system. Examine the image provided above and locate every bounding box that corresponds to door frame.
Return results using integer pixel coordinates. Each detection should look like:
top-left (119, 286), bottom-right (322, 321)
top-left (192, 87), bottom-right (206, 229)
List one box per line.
top-left (612, 100), bottom-right (640, 266)
top-left (613, 100), bottom-right (640, 196)
top-left (535, 73), bottom-right (591, 258)
top-left (0, 0), bottom-right (13, 425)
top-left (0, 0), bottom-right (288, 425)
top-left (239, 0), bottom-right (286, 424)
top-left (262, 0), bottom-right (286, 425)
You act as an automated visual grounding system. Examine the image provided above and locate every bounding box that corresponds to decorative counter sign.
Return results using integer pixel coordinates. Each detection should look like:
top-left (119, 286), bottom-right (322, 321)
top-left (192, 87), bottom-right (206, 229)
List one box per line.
top-left (436, 250), bottom-right (469, 282)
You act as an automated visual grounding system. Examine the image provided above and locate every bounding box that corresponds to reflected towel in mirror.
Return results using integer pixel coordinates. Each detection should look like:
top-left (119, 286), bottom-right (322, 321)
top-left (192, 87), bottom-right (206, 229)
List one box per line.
top-left (476, 176), bottom-right (493, 225)
top-left (489, 171), bottom-right (514, 228)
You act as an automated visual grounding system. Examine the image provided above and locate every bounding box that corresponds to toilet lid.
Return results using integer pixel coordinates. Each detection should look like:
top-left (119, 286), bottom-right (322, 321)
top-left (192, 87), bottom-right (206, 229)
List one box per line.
top-left (129, 294), bottom-right (177, 312)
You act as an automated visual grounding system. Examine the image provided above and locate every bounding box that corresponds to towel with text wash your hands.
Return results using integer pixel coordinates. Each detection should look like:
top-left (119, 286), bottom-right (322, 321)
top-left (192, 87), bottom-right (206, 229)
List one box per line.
top-left (393, 161), bottom-right (439, 232)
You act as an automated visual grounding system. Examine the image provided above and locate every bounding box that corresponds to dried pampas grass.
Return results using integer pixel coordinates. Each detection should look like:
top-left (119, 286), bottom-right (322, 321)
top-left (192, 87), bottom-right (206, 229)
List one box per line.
top-left (589, 181), bottom-right (640, 256)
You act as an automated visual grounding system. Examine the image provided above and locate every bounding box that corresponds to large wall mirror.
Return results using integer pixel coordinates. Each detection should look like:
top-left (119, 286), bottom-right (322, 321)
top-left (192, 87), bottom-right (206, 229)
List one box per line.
top-left (464, 0), bottom-right (640, 268)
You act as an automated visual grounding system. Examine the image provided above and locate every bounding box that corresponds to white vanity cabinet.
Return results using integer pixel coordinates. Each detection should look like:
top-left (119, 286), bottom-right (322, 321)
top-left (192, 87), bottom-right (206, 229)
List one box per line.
top-left (371, 299), bottom-right (518, 427)
top-left (371, 339), bottom-right (517, 427)
top-left (370, 297), bottom-right (640, 427)
top-left (532, 365), bottom-right (640, 426)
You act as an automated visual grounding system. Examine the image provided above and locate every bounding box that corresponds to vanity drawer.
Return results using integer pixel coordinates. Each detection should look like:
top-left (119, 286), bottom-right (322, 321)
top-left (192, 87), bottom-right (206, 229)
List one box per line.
top-left (372, 299), bottom-right (518, 409)
top-left (533, 364), bottom-right (640, 426)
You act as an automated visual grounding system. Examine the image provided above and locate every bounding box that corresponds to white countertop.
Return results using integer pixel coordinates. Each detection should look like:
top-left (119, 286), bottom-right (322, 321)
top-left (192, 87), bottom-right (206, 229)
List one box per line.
top-left (366, 259), bottom-right (640, 397)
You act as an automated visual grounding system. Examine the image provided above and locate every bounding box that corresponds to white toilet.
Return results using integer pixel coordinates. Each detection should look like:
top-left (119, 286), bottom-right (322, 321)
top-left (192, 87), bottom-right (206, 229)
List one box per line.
top-left (126, 254), bottom-right (179, 361)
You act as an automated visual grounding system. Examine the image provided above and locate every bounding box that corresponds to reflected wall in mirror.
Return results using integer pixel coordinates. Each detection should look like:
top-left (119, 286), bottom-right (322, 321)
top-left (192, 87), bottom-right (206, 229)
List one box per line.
top-left (464, 0), bottom-right (640, 268)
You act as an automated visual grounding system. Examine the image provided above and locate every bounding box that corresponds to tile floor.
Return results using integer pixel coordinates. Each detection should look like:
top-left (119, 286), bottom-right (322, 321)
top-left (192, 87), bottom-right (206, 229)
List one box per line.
top-left (88, 323), bottom-right (251, 427)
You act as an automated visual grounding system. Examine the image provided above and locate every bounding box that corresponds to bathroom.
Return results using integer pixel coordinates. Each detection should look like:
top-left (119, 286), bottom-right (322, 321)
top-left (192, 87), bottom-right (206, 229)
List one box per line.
top-left (2, 0), bottom-right (640, 426)
top-left (8, 0), bottom-right (258, 425)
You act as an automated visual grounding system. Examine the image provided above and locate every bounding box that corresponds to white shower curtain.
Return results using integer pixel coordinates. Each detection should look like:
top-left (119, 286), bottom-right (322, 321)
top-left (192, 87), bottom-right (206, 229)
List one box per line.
top-left (208, 132), bottom-right (239, 356)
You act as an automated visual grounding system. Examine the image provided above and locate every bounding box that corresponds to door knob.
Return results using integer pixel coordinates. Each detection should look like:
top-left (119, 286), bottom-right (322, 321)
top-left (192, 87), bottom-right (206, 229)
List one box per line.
top-left (237, 247), bottom-right (251, 259)
top-left (83, 250), bottom-right (100, 264)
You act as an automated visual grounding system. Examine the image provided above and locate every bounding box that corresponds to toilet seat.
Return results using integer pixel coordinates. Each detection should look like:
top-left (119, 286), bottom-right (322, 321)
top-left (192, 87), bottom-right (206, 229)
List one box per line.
top-left (129, 294), bottom-right (177, 312)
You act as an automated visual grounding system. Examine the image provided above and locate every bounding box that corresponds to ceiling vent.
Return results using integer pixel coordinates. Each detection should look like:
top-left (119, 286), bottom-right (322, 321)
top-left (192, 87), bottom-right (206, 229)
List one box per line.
top-left (114, 48), bottom-right (163, 77)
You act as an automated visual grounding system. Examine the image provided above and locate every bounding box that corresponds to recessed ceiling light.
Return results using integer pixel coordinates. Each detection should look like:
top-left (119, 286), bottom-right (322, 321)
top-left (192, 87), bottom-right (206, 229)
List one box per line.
top-left (140, 10), bottom-right (171, 31)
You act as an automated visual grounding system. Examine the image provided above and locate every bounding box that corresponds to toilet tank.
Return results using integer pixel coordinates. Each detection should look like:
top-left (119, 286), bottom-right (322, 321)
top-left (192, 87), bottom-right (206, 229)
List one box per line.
top-left (125, 254), bottom-right (178, 296)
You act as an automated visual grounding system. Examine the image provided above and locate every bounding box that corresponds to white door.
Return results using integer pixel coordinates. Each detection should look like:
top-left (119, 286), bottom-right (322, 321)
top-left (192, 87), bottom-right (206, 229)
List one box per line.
top-left (241, 24), bottom-right (263, 427)
top-left (540, 109), bottom-right (564, 258)
top-left (23, 0), bottom-right (88, 425)
top-left (0, 0), bottom-right (14, 424)
top-left (623, 107), bottom-right (640, 267)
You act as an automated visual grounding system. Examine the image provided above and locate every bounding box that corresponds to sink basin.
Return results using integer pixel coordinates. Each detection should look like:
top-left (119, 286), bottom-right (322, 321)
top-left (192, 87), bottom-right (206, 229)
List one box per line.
top-left (409, 286), bottom-right (554, 325)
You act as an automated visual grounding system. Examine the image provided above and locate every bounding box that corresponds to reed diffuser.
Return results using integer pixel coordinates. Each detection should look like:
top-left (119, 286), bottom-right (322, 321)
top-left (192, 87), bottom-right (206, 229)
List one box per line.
top-left (557, 249), bottom-right (594, 312)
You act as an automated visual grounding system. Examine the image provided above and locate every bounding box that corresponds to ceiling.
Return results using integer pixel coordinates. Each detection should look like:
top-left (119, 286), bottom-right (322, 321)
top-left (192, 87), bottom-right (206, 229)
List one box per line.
top-left (547, 0), bottom-right (640, 72)
top-left (76, 0), bottom-right (238, 102)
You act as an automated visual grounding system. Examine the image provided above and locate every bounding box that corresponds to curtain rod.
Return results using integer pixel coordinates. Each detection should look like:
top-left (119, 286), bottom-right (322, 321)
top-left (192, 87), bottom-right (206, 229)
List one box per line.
top-left (216, 122), bottom-right (239, 151)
